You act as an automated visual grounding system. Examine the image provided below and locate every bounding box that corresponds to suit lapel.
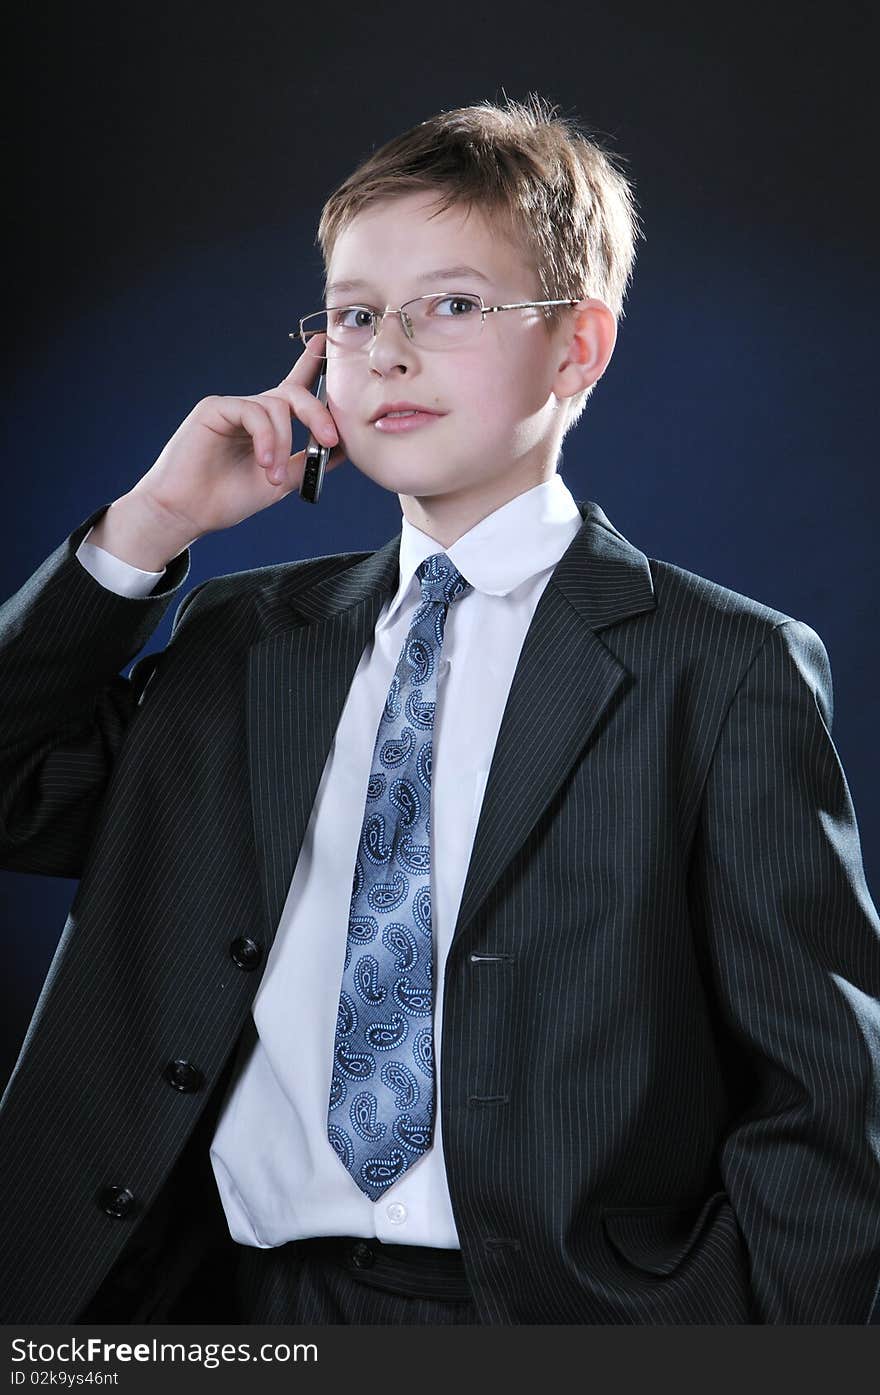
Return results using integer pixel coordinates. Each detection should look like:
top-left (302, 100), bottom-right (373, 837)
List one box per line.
top-left (453, 503), bottom-right (656, 941)
top-left (247, 500), bottom-right (655, 949)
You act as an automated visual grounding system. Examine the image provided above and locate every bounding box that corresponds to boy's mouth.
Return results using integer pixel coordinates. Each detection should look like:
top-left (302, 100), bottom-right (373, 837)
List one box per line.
top-left (369, 400), bottom-right (446, 433)
top-left (369, 400), bottom-right (443, 422)
top-left (373, 411), bottom-right (445, 434)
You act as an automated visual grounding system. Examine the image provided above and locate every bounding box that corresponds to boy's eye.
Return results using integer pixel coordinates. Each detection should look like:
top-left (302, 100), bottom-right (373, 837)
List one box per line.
top-left (332, 307), bottom-right (374, 329)
top-left (429, 295), bottom-right (481, 316)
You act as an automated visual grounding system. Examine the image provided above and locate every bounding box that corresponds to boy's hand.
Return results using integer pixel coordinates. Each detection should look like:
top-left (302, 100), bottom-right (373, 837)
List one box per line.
top-left (128, 336), bottom-right (345, 544)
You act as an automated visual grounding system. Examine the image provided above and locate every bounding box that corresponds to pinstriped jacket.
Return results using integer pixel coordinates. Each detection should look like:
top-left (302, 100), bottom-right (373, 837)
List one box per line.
top-left (1, 496), bottom-right (879, 1325)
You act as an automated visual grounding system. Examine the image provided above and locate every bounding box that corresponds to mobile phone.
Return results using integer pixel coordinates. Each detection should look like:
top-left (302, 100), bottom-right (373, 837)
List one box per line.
top-left (300, 367), bottom-right (331, 504)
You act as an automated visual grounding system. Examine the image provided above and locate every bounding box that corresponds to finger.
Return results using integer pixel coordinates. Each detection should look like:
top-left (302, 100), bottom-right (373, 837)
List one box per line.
top-left (262, 381), bottom-right (338, 449)
top-left (267, 443), bottom-right (346, 490)
top-left (251, 393), bottom-right (294, 470)
top-left (213, 397), bottom-right (278, 469)
top-left (281, 332), bottom-right (328, 389)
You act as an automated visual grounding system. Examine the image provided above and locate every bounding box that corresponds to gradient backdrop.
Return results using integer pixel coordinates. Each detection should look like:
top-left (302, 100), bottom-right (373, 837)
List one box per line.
top-left (3, 0), bottom-right (877, 1081)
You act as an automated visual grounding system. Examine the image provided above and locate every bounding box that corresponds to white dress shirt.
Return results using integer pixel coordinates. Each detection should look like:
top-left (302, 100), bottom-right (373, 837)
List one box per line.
top-left (75, 475), bottom-right (584, 1248)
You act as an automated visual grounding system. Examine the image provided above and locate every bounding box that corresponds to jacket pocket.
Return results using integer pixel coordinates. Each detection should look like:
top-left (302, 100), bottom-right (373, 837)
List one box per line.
top-left (601, 1188), bottom-right (731, 1277)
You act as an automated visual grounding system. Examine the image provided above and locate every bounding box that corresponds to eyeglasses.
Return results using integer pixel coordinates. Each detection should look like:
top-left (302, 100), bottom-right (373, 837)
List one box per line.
top-left (289, 292), bottom-right (582, 359)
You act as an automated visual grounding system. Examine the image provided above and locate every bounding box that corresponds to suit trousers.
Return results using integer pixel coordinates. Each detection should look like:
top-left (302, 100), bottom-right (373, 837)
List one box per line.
top-left (233, 1236), bottom-right (480, 1325)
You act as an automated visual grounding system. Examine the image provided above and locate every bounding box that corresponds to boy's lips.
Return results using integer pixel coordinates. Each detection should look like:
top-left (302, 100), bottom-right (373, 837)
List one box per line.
top-left (373, 411), bottom-right (445, 434)
top-left (369, 400), bottom-right (444, 422)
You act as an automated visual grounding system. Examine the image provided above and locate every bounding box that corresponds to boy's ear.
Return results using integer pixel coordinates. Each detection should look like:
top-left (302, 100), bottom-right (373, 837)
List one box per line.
top-left (552, 298), bottom-right (617, 399)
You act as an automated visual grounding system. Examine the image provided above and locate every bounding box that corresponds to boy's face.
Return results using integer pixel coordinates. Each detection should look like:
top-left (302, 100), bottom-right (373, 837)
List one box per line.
top-left (322, 191), bottom-right (607, 532)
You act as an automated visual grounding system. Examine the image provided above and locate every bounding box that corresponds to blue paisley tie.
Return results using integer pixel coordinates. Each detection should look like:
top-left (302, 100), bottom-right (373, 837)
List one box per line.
top-left (327, 551), bottom-right (473, 1199)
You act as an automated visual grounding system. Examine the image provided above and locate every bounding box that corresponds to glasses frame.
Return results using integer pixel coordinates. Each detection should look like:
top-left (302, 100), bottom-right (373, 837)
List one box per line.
top-left (288, 292), bottom-right (584, 356)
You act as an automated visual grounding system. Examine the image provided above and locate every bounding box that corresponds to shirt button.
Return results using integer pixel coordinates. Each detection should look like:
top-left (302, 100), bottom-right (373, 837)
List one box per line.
top-left (386, 1202), bottom-right (408, 1225)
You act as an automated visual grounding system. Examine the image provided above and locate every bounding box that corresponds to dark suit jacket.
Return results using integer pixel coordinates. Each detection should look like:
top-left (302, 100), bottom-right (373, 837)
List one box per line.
top-left (1, 497), bottom-right (879, 1325)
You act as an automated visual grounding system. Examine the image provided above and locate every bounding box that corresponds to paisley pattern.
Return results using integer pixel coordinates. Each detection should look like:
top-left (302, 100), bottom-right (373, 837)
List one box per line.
top-left (352, 954), bottom-right (386, 1005)
top-left (362, 814), bottom-right (393, 865)
top-left (416, 742), bottom-right (432, 790)
top-left (366, 772), bottom-right (387, 801)
top-left (380, 1060), bottom-right (420, 1109)
top-left (405, 637), bottom-right (434, 685)
top-left (412, 885), bottom-right (432, 939)
top-left (389, 778), bottom-right (421, 828)
top-left (392, 1114), bottom-right (433, 1152)
top-left (328, 1125), bottom-right (354, 1169)
top-left (380, 727), bottom-right (415, 768)
top-left (327, 552), bottom-right (472, 1200)
top-left (367, 870), bottom-right (409, 915)
top-left (381, 922), bottom-right (418, 970)
top-left (350, 1091), bottom-right (387, 1143)
top-left (365, 1013), bottom-right (409, 1051)
top-left (362, 1149), bottom-right (408, 1189)
top-left (336, 992), bottom-right (357, 1037)
top-left (396, 835), bottom-right (431, 874)
top-left (393, 978), bottom-right (432, 1015)
top-left (405, 689), bottom-right (435, 730)
top-left (348, 915), bottom-right (378, 944)
top-left (334, 1041), bottom-right (375, 1080)
top-left (413, 1028), bottom-right (434, 1078)
top-left (383, 677), bottom-right (401, 722)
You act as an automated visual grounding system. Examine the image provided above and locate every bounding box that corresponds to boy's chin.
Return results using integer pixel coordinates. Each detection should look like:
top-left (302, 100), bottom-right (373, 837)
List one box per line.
top-left (350, 456), bottom-right (473, 498)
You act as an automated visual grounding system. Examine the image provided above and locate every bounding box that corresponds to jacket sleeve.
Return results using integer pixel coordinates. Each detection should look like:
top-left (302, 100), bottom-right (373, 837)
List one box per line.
top-left (689, 618), bottom-right (880, 1324)
top-left (0, 503), bottom-right (199, 879)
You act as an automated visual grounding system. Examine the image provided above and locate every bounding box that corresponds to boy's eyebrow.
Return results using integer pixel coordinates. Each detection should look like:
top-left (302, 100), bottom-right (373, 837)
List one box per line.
top-left (325, 264), bottom-right (494, 299)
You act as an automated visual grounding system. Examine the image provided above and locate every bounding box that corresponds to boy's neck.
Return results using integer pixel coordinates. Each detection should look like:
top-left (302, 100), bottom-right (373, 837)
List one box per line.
top-left (399, 465), bottom-right (558, 549)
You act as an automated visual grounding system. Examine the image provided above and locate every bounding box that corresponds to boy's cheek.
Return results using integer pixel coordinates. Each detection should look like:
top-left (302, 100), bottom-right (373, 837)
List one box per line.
top-left (325, 388), bottom-right (362, 435)
top-left (330, 385), bottom-right (394, 434)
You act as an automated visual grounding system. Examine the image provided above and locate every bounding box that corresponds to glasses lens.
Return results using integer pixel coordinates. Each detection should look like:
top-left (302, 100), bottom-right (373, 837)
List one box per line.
top-left (301, 308), bottom-right (375, 358)
top-left (405, 294), bottom-right (482, 350)
top-left (300, 312), bottom-right (327, 357)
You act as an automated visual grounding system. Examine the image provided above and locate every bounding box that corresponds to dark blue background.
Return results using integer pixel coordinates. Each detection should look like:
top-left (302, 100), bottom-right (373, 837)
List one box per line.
top-left (3, 0), bottom-right (877, 1081)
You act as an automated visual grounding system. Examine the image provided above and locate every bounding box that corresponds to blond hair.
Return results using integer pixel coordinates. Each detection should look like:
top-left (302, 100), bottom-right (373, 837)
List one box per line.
top-left (316, 92), bottom-right (644, 433)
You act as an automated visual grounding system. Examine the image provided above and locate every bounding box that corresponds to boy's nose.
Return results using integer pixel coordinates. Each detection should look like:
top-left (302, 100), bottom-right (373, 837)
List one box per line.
top-left (368, 310), bottom-right (418, 369)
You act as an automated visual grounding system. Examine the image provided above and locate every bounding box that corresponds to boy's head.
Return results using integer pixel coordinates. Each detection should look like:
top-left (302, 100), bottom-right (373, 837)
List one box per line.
top-left (313, 93), bottom-right (643, 533)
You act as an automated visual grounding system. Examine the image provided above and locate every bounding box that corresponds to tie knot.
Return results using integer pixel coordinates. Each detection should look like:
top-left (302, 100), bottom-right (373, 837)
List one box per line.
top-left (416, 552), bottom-right (472, 606)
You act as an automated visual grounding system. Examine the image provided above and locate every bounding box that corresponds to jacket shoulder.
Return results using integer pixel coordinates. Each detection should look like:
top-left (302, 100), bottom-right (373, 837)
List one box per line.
top-left (643, 556), bottom-right (830, 699)
top-left (649, 556), bottom-right (793, 630)
top-left (201, 546), bottom-right (372, 603)
top-left (168, 546), bottom-right (374, 636)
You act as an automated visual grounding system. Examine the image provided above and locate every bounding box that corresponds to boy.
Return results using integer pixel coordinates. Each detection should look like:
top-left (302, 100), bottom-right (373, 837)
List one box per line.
top-left (1, 94), bottom-right (878, 1326)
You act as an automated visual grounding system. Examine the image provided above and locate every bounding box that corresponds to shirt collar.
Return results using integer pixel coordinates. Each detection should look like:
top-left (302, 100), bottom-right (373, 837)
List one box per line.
top-left (382, 475), bottom-right (584, 627)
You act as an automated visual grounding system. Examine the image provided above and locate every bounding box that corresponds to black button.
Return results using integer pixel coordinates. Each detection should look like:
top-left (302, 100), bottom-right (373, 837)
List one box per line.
top-left (350, 1241), bottom-right (375, 1269)
top-left (230, 936), bottom-right (263, 971)
top-left (97, 1185), bottom-right (137, 1219)
top-left (162, 1059), bottom-right (205, 1093)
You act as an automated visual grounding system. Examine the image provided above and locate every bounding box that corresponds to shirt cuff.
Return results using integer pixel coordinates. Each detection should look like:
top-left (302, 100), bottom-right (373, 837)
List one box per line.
top-left (75, 525), bottom-right (168, 598)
